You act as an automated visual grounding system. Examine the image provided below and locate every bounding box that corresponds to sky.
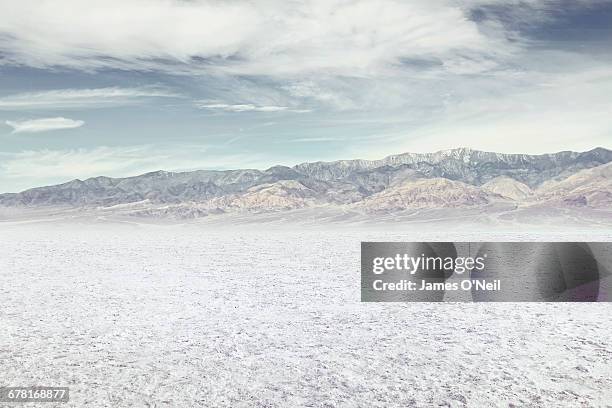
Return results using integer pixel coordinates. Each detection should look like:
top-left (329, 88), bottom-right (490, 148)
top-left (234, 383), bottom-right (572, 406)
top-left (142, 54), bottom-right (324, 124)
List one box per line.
top-left (0, 0), bottom-right (611, 192)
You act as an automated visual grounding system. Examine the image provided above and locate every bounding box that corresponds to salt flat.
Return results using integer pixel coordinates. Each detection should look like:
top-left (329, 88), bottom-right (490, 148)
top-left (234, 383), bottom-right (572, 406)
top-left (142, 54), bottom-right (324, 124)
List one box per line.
top-left (1, 222), bottom-right (611, 407)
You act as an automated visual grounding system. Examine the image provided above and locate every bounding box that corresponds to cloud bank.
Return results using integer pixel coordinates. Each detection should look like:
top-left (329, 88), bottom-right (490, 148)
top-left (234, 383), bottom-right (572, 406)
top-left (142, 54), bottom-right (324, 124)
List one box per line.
top-left (0, 86), bottom-right (179, 111)
top-left (0, 0), bottom-right (511, 76)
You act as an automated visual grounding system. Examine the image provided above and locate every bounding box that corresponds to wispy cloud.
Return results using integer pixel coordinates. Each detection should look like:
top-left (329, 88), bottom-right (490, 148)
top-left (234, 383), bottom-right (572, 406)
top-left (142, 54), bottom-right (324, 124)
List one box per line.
top-left (196, 101), bottom-right (310, 113)
top-left (0, 86), bottom-right (180, 110)
top-left (289, 136), bottom-right (346, 143)
top-left (0, 0), bottom-right (511, 76)
top-left (5, 117), bottom-right (84, 133)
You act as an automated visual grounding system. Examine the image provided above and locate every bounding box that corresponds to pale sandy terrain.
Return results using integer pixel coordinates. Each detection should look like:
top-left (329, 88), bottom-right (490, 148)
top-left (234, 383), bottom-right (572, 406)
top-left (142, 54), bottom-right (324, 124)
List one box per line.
top-left (1, 222), bottom-right (611, 407)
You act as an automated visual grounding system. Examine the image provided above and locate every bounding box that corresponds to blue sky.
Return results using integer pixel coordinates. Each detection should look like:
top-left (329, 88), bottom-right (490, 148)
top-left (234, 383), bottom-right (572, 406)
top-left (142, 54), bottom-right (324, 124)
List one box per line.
top-left (1, 0), bottom-right (611, 192)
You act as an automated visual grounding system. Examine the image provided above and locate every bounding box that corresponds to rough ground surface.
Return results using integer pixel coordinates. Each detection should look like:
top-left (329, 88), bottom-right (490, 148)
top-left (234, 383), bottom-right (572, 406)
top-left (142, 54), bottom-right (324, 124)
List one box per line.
top-left (1, 223), bottom-right (611, 407)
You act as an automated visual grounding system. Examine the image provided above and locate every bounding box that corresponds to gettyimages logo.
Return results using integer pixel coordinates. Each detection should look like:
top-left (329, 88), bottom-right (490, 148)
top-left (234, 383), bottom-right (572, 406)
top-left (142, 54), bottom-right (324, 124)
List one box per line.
top-left (361, 242), bottom-right (612, 302)
top-left (372, 253), bottom-right (486, 275)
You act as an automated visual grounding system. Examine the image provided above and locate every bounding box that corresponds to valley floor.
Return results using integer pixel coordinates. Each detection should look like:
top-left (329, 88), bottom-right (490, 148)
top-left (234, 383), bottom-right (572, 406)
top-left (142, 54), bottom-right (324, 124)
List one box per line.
top-left (1, 223), bottom-right (611, 407)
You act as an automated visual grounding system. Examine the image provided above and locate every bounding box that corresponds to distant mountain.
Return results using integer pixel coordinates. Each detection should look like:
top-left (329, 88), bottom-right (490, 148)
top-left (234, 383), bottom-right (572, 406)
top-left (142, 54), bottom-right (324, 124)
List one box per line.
top-left (536, 162), bottom-right (612, 208)
top-left (1, 147), bottom-right (611, 217)
top-left (294, 147), bottom-right (612, 187)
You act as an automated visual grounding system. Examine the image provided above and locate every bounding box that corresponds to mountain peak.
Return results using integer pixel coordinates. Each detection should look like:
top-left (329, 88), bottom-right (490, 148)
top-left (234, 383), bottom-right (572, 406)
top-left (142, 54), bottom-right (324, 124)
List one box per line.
top-left (439, 147), bottom-right (475, 155)
top-left (142, 170), bottom-right (173, 178)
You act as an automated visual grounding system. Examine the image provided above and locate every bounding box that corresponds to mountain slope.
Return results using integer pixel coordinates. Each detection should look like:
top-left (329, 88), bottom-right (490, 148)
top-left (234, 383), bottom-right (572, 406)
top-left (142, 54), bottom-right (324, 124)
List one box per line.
top-left (206, 180), bottom-right (319, 211)
top-left (535, 162), bottom-right (612, 208)
top-left (482, 176), bottom-right (533, 201)
top-left (0, 147), bottom-right (611, 215)
top-left (354, 178), bottom-right (500, 213)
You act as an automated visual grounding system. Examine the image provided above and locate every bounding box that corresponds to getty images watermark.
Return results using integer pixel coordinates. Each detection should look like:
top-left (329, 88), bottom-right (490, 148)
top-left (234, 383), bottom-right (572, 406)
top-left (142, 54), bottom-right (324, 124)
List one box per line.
top-left (371, 251), bottom-right (494, 292)
top-left (361, 242), bottom-right (611, 302)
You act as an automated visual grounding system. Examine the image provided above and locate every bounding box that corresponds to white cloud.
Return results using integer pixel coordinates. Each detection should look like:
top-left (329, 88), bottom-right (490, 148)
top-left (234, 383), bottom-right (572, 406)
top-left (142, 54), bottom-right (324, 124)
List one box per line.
top-left (197, 103), bottom-right (287, 112)
top-left (0, 0), bottom-right (510, 76)
top-left (196, 102), bottom-right (310, 113)
top-left (283, 81), bottom-right (358, 111)
top-left (0, 86), bottom-right (180, 110)
top-left (5, 117), bottom-right (84, 133)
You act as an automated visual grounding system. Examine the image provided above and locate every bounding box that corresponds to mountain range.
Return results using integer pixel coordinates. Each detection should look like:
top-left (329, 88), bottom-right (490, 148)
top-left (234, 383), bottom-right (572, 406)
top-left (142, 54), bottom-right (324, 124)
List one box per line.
top-left (1, 147), bottom-right (611, 219)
